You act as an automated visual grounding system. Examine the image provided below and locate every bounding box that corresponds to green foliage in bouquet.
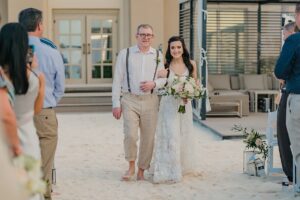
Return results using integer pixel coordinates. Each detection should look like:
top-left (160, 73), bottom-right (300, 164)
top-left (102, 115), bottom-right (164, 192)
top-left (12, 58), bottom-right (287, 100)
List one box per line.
top-left (232, 124), bottom-right (268, 159)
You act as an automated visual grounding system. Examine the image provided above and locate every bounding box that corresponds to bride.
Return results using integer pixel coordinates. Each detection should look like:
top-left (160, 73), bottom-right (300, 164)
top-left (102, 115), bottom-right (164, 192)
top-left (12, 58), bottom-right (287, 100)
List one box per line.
top-left (152, 36), bottom-right (198, 183)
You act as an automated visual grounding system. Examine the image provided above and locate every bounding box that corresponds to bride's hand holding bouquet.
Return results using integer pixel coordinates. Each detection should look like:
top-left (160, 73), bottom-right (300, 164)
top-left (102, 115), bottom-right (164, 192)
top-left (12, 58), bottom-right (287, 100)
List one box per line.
top-left (164, 75), bottom-right (205, 113)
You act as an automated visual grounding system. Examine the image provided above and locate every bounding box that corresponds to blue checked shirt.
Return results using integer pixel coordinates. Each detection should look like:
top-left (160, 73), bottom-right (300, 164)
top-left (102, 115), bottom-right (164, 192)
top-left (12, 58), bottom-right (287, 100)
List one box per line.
top-left (29, 36), bottom-right (65, 108)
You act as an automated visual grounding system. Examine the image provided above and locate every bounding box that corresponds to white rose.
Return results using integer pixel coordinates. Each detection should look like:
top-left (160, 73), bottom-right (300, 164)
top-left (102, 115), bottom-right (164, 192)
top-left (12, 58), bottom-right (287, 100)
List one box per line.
top-left (172, 83), bottom-right (183, 93)
top-left (255, 138), bottom-right (263, 146)
top-left (184, 83), bottom-right (194, 94)
top-left (179, 76), bottom-right (187, 82)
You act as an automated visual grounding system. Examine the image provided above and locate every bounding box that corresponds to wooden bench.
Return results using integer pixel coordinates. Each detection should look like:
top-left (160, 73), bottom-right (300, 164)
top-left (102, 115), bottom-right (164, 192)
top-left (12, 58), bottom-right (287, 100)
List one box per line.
top-left (207, 100), bottom-right (242, 117)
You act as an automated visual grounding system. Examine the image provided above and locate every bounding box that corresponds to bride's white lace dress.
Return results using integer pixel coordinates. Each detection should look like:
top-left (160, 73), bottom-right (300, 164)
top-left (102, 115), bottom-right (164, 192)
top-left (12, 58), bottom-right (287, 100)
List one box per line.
top-left (152, 68), bottom-right (195, 183)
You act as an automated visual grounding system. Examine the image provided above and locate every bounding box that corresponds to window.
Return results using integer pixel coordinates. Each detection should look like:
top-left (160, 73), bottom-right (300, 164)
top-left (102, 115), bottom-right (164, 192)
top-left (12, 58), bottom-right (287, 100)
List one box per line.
top-left (179, 2), bottom-right (294, 75)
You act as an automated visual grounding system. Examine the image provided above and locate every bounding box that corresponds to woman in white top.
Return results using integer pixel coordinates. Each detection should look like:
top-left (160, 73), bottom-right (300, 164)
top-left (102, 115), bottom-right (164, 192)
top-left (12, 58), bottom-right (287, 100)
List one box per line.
top-left (0, 23), bottom-right (45, 200)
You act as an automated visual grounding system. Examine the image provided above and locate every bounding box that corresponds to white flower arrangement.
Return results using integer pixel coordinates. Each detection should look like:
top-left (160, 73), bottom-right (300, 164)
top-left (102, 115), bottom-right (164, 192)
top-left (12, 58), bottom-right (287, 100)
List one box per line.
top-left (163, 75), bottom-right (205, 113)
top-left (13, 154), bottom-right (46, 197)
top-left (232, 125), bottom-right (268, 159)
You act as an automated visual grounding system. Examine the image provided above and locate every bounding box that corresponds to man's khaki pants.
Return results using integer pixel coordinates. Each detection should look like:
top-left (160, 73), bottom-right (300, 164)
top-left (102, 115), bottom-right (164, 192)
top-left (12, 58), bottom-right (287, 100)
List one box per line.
top-left (34, 108), bottom-right (58, 200)
top-left (121, 93), bottom-right (159, 170)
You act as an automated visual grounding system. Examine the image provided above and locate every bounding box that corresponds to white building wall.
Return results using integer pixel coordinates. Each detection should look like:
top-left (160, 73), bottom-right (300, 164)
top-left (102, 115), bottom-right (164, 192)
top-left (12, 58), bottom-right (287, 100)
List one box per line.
top-left (0, 0), bottom-right (8, 26)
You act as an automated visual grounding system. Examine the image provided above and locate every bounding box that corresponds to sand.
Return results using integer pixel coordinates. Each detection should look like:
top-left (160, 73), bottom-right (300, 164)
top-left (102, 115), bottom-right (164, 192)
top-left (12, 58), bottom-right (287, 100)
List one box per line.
top-left (52, 112), bottom-right (295, 200)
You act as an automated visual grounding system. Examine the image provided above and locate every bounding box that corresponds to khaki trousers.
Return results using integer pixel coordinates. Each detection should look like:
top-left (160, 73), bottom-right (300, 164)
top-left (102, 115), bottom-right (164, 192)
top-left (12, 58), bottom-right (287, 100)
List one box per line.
top-left (121, 93), bottom-right (159, 170)
top-left (34, 108), bottom-right (58, 200)
top-left (286, 94), bottom-right (300, 187)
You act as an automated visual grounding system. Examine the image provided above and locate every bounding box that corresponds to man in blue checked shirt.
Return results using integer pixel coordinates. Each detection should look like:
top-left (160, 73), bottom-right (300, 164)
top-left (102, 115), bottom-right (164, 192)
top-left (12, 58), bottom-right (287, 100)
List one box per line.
top-left (19, 8), bottom-right (65, 200)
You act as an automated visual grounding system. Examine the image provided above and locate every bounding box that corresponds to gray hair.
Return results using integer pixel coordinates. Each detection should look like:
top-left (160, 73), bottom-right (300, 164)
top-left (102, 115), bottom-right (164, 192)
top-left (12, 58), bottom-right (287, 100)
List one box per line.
top-left (136, 24), bottom-right (153, 34)
top-left (284, 21), bottom-right (295, 32)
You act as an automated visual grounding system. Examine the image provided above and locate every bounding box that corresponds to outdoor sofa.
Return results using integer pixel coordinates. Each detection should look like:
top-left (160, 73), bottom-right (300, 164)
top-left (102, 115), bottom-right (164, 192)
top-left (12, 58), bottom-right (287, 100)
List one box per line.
top-left (207, 74), bottom-right (280, 117)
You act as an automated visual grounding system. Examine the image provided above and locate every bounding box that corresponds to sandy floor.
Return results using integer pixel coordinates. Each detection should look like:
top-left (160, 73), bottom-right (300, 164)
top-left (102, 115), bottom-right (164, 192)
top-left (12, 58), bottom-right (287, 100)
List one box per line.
top-left (52, 112), bottom-right (295, 200)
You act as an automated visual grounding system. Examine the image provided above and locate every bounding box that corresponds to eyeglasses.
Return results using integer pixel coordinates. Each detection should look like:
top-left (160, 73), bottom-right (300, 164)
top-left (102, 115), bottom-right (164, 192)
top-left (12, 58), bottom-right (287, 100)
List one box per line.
top-left (137, 33), bottom-right (153, 38)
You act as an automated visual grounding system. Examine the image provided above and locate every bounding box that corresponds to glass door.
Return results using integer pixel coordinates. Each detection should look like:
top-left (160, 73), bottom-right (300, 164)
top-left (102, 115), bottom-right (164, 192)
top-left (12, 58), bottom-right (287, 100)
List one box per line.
top-left (53, 11), bottom-right (118, 85)
top-left (86, 15), bottom-right (117, 84)
top-left (54, 14), bottom-right (86, 84)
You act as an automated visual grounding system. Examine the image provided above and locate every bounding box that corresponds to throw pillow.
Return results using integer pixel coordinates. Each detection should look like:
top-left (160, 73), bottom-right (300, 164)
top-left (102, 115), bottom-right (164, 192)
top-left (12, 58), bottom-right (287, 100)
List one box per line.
top-left (208, 74), bottom-right (231, 90)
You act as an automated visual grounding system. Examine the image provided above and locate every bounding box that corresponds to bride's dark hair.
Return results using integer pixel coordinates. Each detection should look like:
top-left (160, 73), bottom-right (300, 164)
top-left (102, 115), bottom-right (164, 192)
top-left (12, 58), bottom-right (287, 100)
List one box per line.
top-left (0, 23), bottom-right (29, 94)
top-left (164, 36), bottom-right (193, 76)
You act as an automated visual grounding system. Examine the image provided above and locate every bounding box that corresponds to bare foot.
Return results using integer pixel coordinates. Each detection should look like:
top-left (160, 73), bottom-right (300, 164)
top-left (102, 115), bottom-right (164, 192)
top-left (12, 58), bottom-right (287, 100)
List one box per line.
top-left (121, 161), bottom-right (135, 181)
top-left (52, 192), bottom-right (61, 196)
top-left (137, 168), bottom-right (145, 181)
top-left (122, 169), bottom-right (135, 181)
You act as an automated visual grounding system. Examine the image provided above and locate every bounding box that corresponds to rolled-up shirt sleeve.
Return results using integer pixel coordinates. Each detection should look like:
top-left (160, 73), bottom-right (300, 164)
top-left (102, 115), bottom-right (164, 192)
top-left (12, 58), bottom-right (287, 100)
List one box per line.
top-left (112, 49), bottom-right (125, 108)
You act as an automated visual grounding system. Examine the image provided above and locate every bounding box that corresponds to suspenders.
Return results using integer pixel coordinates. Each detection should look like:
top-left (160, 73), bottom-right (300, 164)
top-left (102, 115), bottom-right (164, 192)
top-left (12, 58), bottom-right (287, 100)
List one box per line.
top-left (126, 48), bottom-right (131, 93)
top-left (126, 48), bottom-right (159, 94)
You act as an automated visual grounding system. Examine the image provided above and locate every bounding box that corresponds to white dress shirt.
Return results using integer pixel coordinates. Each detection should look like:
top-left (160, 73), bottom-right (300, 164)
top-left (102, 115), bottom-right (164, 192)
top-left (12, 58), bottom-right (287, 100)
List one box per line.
top-left (112, 45), bottom-right (165, 108)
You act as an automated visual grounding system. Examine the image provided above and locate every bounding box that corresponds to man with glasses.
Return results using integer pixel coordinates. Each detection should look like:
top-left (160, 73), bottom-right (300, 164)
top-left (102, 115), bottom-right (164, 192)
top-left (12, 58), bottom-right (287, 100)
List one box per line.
top-left (112, 24), bottom-right (165, 181)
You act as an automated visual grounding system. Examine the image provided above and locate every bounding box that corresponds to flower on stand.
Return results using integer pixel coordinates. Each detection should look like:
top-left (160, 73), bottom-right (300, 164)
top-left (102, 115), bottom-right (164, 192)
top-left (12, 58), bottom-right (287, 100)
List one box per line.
top-left (13, 154), bottom-right (46, 197)
top-left (162, 75), bottom-right (205, 113)
top-left (232, 124), bottom-right (268, 159)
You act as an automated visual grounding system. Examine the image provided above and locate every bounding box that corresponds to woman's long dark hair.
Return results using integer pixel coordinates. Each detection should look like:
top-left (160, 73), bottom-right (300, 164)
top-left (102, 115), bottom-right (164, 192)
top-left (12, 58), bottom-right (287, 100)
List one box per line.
top-left (0, 23), bottom-right (29, 94)
top-left (165, 36), bottom-right (193, 76)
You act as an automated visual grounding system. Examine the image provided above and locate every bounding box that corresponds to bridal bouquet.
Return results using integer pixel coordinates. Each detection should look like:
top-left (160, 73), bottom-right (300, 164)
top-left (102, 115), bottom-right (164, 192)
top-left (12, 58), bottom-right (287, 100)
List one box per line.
top-left (13, 154), bottom-right (46, 197)
top-left (163, 75), bottom-right (205, 113)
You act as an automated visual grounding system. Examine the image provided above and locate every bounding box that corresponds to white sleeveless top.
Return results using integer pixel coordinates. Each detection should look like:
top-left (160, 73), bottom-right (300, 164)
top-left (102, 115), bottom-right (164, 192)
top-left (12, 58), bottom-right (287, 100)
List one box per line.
top-left (14, 71), bottom-right (41, 160)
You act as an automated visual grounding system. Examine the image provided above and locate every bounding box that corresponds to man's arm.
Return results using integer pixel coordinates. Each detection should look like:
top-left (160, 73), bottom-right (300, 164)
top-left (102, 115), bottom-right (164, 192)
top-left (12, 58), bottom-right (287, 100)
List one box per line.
top-left (0, 88), bottom-right (21, 156)
top-left (275, 34), bottom-right (299, 80)
top-left (154, 51), bottom-right (167, 89)
top-left (140, 51), bottom-right (167, 92)
top-left (112, 49), bottom-right (126, 119)
top-left (53, 50), bottom-right (65, 103)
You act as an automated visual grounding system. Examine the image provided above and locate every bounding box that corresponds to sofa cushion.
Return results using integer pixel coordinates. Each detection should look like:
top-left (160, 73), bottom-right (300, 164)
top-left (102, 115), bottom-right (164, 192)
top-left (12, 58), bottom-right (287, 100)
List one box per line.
top-left (230, 76), bottom-right (240, 90)
top-left (208, 74), bottom-right (231, 90)
top-left (243, 74), bottom-right (268, 90)
top-left (238, 74), bottom-right (245, 89)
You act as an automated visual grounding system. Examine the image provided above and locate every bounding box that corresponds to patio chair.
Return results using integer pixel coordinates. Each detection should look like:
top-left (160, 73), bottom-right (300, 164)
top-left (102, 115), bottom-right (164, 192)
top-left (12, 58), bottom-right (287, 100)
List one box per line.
top-left (265, 110), bottom-right (283, 175)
